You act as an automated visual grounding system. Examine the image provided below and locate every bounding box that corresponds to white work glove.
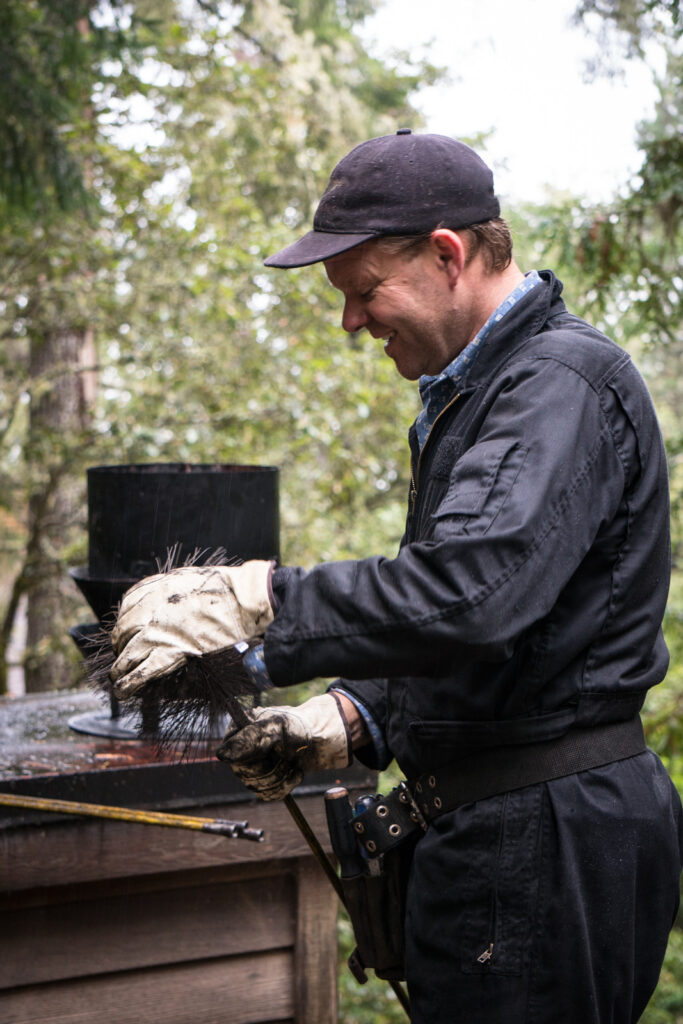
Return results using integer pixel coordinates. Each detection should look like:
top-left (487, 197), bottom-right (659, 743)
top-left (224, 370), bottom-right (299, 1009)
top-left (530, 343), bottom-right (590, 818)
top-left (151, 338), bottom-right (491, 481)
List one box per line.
top-left (216, 694), bottom-right (351, 801)
top-left (109, 561), bottom-right (274, 698)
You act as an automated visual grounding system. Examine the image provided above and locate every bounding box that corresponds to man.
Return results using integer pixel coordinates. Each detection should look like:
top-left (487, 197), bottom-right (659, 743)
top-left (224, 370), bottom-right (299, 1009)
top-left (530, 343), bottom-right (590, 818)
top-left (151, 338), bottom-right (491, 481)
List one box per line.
top-left (110, 131), bottom-right (683, 1023)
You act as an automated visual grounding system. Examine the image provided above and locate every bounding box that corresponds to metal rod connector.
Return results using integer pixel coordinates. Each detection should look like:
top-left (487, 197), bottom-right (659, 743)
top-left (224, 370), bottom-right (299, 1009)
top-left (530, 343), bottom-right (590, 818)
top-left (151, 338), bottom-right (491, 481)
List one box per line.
top-left (0, 792), bottom-right (264, 841)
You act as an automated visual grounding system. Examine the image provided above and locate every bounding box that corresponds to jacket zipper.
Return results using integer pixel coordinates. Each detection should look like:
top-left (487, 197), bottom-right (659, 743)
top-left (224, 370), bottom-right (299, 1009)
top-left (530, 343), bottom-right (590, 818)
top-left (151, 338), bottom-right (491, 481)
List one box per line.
top-left (409, 392), bottom-right (461, 517)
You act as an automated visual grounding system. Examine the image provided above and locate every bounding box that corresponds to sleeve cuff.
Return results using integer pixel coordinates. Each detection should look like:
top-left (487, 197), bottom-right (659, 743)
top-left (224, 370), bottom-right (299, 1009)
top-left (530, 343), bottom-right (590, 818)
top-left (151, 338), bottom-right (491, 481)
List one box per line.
top-left (329, 685), bottom-right (390, 768)
top-left (270, 565), bottom-right (296, 612)
top-left (241, 642), bottom-right (273, 692)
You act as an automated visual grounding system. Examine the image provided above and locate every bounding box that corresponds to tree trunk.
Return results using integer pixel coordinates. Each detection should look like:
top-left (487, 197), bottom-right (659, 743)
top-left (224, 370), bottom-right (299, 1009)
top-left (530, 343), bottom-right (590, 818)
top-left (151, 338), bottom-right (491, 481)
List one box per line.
top-left (23, 326), bottom-right (94, 692)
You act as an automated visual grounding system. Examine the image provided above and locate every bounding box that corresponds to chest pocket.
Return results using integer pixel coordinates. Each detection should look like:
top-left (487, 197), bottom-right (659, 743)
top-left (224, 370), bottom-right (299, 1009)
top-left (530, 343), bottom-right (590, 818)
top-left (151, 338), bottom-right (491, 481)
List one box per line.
top-left (431, 439), bottom-right (528, 535)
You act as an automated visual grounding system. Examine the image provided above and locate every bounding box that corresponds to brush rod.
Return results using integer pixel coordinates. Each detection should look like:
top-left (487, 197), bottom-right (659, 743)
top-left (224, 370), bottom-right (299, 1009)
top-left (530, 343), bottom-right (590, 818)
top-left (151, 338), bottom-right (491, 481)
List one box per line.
top-left (0, 791), bottom-right (264, 841)
top-left (285, 789), bottom-right (411, 1015)
top-left (226, 699), bottom-right (410, 1016)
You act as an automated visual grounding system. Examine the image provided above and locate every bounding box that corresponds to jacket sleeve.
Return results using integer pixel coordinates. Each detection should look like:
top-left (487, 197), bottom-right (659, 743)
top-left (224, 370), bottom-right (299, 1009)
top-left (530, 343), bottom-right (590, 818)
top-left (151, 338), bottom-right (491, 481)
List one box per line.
top-left (263, 351), bottom-right (633, 687)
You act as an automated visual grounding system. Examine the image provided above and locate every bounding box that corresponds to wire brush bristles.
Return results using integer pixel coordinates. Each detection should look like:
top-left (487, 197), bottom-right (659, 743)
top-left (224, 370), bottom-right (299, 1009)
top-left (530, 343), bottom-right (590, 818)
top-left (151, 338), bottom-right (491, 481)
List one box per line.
top-left (82, 546), bottom-right (267, 757)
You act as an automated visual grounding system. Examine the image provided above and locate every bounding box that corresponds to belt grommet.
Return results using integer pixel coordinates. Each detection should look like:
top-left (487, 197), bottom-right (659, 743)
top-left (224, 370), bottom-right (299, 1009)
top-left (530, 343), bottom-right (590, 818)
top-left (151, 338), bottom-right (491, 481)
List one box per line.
top-left (376, 804), bottom-right (389, 818)
top-left (415, 782), bottom-right (423, 793)
top-left (366, 840), bottom-right (377, 853)
top-left (389, 824), bottom-right (402, 837)
top-left (354, 821), bottom-right (365, 834)
top-left (428, 775), bottom-right (436, 788)
top-left (433, 796), bottom-right (442, 810)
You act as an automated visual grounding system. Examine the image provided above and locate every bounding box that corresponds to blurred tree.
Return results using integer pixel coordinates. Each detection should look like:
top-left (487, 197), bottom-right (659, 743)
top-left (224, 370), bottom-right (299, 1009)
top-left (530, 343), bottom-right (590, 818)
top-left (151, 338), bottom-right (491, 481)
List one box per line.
top-left (0, 0), bottom-right (434, 690)
top-left (573, 0), bottom-right (679, 62)
top-left (0, 0), bottom-right (152, 690)
top-left (0, 0), bottom-right (94, 216)
top-left (57, 0), bottom-right (435, 571)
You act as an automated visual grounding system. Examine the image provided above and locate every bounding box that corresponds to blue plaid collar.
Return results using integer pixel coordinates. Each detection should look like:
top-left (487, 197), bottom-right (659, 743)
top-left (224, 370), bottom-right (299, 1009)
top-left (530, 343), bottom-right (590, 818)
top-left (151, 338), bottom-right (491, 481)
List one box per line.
top-left (415, 270), bottom-right (542, 450)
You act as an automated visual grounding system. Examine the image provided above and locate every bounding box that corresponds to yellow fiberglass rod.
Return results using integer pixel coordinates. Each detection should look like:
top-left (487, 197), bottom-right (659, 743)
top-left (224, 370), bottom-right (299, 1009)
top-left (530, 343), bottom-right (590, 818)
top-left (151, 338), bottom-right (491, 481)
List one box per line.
top-left (0, 791), bottom-right (263, 841)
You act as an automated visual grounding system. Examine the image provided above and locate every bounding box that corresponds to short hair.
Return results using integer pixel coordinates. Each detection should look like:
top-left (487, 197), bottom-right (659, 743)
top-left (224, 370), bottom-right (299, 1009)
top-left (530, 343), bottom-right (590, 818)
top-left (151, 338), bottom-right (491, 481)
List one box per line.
top-left (374, 218), bottom-right (513, 274)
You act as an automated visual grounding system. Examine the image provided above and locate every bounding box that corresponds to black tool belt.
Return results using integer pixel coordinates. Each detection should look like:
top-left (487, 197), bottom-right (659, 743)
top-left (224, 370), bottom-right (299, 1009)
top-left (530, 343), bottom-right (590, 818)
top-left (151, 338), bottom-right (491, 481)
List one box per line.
top-left (353, 716), bottom-right (647, 859)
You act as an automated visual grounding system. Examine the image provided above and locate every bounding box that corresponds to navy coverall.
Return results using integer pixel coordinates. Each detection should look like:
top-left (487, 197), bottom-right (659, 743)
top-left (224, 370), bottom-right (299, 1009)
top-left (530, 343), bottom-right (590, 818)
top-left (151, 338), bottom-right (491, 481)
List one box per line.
top-left (265, 271), bottom-right (683, 1022)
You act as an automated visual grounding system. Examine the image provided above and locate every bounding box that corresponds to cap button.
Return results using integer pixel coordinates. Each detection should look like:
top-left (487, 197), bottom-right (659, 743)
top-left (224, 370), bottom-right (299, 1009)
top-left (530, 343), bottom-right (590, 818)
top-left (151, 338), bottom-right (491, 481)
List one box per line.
top-left (396, 128), bottom-right (412, 135)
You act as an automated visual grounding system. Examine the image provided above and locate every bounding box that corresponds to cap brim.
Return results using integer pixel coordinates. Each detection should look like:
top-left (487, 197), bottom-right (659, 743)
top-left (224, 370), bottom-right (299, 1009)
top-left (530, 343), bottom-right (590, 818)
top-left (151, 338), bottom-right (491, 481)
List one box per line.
top-left (264, 230), bottom-right (377, 268)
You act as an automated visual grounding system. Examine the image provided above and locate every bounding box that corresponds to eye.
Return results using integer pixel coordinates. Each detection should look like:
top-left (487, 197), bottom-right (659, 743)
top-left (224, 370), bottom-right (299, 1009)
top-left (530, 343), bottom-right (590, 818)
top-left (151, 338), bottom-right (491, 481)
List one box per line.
top-left (360, 288), bottom-right (376, 302)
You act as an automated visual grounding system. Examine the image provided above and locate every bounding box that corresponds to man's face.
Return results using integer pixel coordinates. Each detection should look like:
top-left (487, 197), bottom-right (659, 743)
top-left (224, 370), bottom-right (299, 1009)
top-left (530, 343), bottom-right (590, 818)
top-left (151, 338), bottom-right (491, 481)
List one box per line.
top-left (324, 239), bottom-right (465, 380)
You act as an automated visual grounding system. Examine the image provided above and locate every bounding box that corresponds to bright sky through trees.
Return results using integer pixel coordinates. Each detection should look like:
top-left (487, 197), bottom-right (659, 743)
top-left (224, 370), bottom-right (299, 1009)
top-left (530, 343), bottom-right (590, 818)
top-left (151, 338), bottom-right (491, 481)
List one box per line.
top-left (359, 0), bottom-right (665, 203)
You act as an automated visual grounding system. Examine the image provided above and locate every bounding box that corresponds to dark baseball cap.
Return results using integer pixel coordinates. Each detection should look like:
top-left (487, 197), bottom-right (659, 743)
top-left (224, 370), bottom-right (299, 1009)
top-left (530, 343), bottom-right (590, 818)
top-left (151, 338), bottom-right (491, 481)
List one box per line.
top-left (264, 129), bottom-right (500, 269)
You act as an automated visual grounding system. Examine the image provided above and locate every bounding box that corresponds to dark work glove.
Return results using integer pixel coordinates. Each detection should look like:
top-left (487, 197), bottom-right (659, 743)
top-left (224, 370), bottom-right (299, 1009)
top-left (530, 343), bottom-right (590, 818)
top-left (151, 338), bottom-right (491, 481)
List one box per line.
top-left (216, 694), bottom-right (351, 801)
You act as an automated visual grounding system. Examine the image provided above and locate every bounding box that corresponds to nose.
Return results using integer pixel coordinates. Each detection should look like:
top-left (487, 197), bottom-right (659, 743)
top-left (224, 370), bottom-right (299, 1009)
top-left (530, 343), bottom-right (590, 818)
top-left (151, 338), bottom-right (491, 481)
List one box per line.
top-left (341, 297), bottom-right (368, 334)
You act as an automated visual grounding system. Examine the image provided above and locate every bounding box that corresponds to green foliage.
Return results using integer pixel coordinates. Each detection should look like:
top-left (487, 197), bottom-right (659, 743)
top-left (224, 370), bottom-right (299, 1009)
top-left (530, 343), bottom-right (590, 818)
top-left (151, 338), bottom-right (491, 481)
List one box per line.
top-left (337, 910), bottom-right (408, 1024)
top-left (0, 0), bottom-right (153, 218)
top-left (641, 924), bottom-right (683, 1023)
top-left (574, 0), bottom-right (680, 36)
top-left (0, 0), bottom-right (90, 214)
top-left (60, 0), bottom-right (427, 565)
top-left (573, 0), bottom-right (680, 67)
top-left (0, 0), bottom-right (430, 685)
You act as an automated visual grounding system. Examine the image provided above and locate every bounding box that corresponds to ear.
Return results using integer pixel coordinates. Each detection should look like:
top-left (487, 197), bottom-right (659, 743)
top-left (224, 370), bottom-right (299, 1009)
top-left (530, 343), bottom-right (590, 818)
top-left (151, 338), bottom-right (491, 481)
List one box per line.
top-left (430, 229), bottom-right (465, 286)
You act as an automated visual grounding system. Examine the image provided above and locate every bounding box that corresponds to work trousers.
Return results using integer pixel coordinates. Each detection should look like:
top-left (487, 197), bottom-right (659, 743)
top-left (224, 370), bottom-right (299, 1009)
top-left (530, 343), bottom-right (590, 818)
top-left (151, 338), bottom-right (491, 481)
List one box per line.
top-left (405, 751), bottom-right (683, 1023)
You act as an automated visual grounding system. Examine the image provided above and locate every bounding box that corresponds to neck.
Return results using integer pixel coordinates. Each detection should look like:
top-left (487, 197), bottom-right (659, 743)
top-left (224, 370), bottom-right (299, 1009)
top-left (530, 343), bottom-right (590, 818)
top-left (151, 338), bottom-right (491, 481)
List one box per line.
top-left (462, 259), bottom-right (526, 345)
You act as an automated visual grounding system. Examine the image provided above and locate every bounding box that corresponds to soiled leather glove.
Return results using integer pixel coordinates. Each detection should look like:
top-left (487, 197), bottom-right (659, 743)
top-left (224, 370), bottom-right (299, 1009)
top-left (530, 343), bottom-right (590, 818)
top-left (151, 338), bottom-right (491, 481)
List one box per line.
top-left (110, 561), bottom-right (274, 698)
top-left (216, 694), bottom-right (351, 801)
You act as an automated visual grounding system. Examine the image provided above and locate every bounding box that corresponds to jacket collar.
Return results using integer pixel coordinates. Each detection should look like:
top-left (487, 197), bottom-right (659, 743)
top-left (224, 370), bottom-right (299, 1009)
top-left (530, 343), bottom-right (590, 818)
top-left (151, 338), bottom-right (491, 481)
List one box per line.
top-left (460, 269), bottom-right (566, 389)
top-left (407, 270), bottom-right (566, 459)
